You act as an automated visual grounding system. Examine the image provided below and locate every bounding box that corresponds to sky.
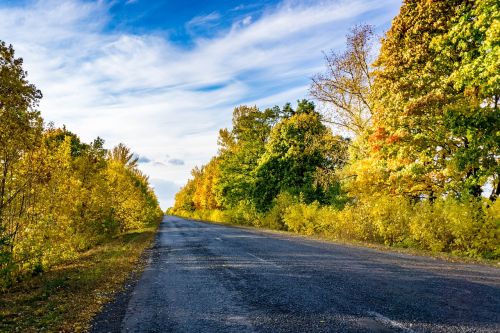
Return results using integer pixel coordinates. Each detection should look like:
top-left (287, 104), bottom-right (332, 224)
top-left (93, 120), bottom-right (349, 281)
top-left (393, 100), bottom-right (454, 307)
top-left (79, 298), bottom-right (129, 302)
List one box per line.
top-left (0, 0), bottom-right (401, 209)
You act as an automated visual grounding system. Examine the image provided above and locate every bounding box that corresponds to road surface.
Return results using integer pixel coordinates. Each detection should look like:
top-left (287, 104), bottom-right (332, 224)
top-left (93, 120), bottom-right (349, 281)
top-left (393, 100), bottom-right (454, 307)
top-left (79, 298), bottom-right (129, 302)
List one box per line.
top-left (92, 215), bottom-right (500, 332)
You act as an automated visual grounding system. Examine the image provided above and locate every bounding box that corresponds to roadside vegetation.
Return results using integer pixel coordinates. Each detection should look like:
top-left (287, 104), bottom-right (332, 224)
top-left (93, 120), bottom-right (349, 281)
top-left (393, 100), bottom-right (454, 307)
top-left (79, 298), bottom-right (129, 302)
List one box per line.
top-left (0, 227), bottom-right (157, 332)
top-left (0, 40), bottom-right (163, 328)
top-left (170, 0), bottom-right (500, 259)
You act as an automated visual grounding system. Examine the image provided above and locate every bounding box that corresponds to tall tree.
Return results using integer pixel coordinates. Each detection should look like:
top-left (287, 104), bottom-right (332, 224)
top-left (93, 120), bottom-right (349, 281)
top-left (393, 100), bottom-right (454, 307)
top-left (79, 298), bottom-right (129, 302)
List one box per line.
top-left (108, 143), bottom-right (139, 169)
top-left (310, 25), bottom-right (374, 138)
top-left (216, 105), bottom-right (279, 208)
top-left (0, 41), bottom-right (43, 272)
top-left (369, 0), bottom-right (499, 198)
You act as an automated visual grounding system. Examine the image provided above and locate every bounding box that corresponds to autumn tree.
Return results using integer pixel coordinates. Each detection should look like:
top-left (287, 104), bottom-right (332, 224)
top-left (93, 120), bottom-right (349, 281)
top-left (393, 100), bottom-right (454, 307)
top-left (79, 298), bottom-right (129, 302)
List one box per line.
top-left (172, 170), bottom-right (199, 214)
top-left (108, 143), bottom-right (139, 169)
top-left (369, 0), bottom-right (499, 198)
top-left (0, 41), bottom-right (43, 275)
top-left (192, 157), bottom-right (221, 210)
top-left (107, 143), bottom-right (162, 231)
top-left (311, 25), bottom-right (374, 139)
top-left (0, 41), bottom-right (162, 285)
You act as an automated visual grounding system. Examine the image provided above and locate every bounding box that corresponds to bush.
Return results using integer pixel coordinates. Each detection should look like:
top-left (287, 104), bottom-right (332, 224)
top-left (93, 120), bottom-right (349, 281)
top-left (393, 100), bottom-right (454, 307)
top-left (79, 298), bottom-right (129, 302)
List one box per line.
top-left (280, 195), bottom-right (499, 259)
top-left (283, 201), bottom-right (322, 235)
top-left (171, 194), bottom-right (499, 260)
top-left (410, 198), bottom-right (499, 257)
top-left (259, 192), bottom-right (297, 230)
top-left (225, 201), bottom-right (261, 226)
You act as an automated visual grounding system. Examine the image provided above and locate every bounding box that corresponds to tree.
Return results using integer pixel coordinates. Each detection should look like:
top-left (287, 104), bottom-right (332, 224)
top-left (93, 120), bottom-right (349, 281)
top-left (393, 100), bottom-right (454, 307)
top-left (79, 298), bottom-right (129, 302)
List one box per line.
top-left (108, 143), bottom-right (139, 169)
top-left (0, 41), bottom-right (163, 286)
top-left (216, 105), bottom-right (279, 208)
top-left (369, 0), bottom-right (499, 198)
top-left (0, 41), bottom-right (43, 275)
top-left (310, 25), bottom-right (374, 138)
top-left (192, 157), bottom-right (221, 210)
top-left (431, 0), bottom-right (500, 199)
top-left (107, 143), bottom-right (161, 232)
top-left (253, 100), bottom-right (348, 211)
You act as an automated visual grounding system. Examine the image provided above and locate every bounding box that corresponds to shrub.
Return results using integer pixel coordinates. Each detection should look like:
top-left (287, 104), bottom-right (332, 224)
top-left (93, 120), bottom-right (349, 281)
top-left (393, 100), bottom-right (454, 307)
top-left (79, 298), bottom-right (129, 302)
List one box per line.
top-left (260, 192), bottom-right (297, 230)
top-left (283, 201), bottom-right (322, 235)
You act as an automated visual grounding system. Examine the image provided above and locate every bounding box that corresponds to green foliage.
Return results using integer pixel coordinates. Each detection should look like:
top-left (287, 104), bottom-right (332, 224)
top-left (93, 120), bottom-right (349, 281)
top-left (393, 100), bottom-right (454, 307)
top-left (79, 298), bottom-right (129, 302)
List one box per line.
top-left (253, 100), bottom-right (348, 211)
top-left (216, 105), bottom-right (279, 208)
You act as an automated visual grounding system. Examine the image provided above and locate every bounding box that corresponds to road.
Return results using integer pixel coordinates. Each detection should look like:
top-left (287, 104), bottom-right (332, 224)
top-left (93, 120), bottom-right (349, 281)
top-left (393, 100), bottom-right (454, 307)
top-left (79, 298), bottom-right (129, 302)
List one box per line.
top-left (93, 215), bottom-right (500, 333)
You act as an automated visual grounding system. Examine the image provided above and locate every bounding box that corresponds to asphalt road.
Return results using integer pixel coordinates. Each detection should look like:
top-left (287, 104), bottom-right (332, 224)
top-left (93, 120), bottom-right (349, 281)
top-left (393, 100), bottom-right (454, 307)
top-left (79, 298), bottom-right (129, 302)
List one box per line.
top-left (93, 215), bottom-right (500, 333)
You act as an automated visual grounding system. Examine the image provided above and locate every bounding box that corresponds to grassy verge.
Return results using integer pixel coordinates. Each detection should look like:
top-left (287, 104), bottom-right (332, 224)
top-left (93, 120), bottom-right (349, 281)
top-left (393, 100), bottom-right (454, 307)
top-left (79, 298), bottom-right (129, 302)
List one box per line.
top-left (0, 224), bottom-right (159, 332)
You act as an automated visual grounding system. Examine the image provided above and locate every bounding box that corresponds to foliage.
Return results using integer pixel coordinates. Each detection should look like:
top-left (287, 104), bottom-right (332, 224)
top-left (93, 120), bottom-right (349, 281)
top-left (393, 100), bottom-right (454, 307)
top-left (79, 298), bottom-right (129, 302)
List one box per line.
top-left (253, 100), bottom-right (349, 211)
top-left (216, 105), bottom-right (279, 208)
top-left (369, 0), bottom-right (499, 198)
top-left (0, 42), bottom-right (163, 287)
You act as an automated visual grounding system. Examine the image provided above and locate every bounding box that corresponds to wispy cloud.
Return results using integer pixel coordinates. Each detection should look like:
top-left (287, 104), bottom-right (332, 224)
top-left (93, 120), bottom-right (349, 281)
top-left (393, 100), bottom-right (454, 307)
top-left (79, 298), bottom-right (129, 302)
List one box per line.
top-left (0, 0), bottom-right (401, 207)
top-left (186, 11), bottom-right (221, 29)
top-left (168, 158), bottom-right (185, 166)
top-left (137, 155), bottom-right (151, 163)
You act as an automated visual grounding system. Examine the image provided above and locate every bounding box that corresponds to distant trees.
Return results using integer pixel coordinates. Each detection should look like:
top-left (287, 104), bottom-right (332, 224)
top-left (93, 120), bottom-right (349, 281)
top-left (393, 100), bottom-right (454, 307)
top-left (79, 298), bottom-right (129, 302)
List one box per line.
top-left (172, 100), bottom-right (349, 215)
top-left (0, 42), bottom-right (162, 286)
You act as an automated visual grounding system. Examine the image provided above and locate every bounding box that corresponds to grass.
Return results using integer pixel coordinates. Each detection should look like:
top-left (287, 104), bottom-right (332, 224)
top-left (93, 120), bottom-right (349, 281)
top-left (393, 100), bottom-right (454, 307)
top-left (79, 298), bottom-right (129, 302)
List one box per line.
top-left (0, 225), bottom-right (159, 332)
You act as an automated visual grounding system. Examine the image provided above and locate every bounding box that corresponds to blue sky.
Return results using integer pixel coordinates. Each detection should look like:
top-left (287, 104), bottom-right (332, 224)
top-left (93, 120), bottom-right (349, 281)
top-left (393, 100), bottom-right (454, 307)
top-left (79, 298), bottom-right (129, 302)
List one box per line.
top-left (107, 0), bottom-right (279, 44)
top-left (0, 0), bottom-right (401, 208)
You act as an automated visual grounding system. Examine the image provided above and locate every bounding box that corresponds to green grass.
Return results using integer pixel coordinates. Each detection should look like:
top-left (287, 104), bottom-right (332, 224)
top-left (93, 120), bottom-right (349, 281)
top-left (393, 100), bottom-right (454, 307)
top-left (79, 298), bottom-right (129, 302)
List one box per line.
top-left (0, 225), bottom-right (159, 332)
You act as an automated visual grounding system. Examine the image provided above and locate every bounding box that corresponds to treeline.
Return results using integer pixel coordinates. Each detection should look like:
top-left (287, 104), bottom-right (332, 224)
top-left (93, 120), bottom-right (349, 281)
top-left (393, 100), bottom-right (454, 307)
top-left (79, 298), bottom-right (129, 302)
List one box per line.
top-left (170, 0), bottom-right (499, 259)
top-left (0, 41), bottom-right (163, 287)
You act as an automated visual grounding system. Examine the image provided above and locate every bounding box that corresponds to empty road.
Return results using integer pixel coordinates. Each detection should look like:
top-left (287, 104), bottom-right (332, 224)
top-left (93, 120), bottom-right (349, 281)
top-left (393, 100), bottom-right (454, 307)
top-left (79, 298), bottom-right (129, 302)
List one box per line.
top-left (93, 215), bottom-right (500, 332)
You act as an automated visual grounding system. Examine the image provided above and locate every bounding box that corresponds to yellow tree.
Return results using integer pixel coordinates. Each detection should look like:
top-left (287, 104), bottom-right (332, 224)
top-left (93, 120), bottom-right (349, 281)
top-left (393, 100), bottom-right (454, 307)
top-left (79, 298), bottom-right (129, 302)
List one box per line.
top-left (368, 0), bottom-right (498, 198)
top-left (0, 41), bottom-right (43, 278)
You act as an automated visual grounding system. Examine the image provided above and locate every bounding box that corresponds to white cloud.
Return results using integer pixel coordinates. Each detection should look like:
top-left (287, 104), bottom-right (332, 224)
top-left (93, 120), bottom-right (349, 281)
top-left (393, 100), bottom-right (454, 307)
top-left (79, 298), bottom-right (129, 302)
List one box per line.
top-left (0, 0), bottom-right (401, 208)
top-left (186, 11), bottom-right (221, 29)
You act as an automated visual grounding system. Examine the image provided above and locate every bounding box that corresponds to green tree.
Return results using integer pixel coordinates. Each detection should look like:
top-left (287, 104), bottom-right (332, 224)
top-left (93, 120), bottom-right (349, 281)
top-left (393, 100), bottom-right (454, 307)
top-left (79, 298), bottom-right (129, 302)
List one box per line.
top-left (253, 100), bottom-right (348, 211)
top-left (216, 105), bottom-right (279, 208)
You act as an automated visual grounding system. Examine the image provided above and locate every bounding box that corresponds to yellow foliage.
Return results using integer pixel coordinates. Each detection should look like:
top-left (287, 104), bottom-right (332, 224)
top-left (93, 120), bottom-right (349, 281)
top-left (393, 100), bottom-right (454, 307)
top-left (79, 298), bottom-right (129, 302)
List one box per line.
top-left (179, 195), bottom-right (499, 260)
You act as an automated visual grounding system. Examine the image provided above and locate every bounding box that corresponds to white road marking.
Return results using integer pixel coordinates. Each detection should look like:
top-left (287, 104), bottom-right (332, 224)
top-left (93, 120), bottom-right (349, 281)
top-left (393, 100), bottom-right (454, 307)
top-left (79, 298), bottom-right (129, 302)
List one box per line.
top-left (246, 252), bottom-right (282, 269)
top-left (367, 311), bottom-right (416, 333)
